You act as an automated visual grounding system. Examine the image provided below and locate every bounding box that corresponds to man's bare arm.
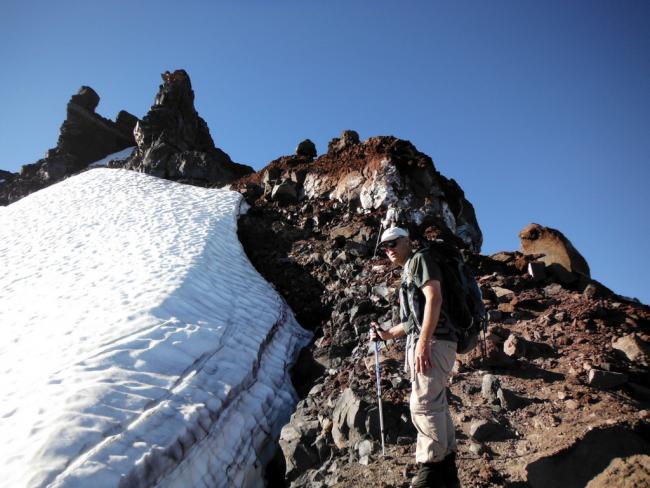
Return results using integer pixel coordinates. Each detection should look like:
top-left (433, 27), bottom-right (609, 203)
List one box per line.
top-left (371, 323), bottom-right (406, 341)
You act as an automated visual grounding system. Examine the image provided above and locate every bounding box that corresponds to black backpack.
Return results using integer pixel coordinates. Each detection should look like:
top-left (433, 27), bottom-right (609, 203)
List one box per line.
top-left (403, 240), bottom-right (486, 354)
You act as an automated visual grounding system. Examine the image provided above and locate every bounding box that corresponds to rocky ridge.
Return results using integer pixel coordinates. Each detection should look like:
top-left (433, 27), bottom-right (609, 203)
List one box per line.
top-left (232, 134), bottom-right (650, 487)
top-left (1, 70), bottom-right (253, 206)
top-left (0, 86), bottom-right (137, 206)
top-left (114, 69), bottom-right (253, 185)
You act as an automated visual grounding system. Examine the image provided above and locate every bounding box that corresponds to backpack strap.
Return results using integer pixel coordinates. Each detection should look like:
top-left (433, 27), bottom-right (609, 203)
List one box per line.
top-left (401, 251), bottom-right (423, 334)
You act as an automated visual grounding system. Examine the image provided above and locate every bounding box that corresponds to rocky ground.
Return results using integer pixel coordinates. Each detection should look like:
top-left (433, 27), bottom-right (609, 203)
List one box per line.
top-left (233, 137), bottom-right (650, 487)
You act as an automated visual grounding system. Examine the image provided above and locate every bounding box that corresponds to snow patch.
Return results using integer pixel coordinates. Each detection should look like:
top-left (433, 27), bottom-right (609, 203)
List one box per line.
top-left (0, 169), bottom-right (310, 487)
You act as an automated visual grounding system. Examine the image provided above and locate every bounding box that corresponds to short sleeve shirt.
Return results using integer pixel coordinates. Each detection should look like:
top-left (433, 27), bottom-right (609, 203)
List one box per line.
top-left (401, 250), bottom-right (456, 341)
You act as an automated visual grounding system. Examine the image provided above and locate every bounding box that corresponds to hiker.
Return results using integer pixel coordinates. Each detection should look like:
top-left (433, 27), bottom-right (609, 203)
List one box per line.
top-left (370, 226), bottom-right (460, 488)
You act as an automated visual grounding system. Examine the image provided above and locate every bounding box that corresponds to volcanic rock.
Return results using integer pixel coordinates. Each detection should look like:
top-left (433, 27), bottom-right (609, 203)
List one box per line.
top-left (519, 223), bottom-right (590, 279)
top-left (296, 139), bottom-right (317, 159)
top-left (470, 418), bottom-right (508, 441)
top-left (356, 438), bottom-right (374, 458)
top-left (236, 134), bottom-right (483, 251)
top-left (497, 388), bottom-right (528, 411)
top-left (586, 454), bottom-right (650, 488)
top-left (119, 69), bottom-right (252, 186)
top-left (331, 388), bottom-right (367, 449)
top-left (503, 334), bottom-right (555, 359)
top-left (1, 86), bottom-right (136, 205)
top-left (328, 130), bottom-right (360, 153)
top-left (527, 424), bottom-right (650, 488)
top-left (279, 418), bottom-right (322, 482)
top-left (612, 334), bottom-right (650, 366)
top-left (587, 369), bottom-right (628, 389)
top-left (482, 374), bottom-right (501, 403)
top-left (271, 179), bottom-right (299, 204)
top-left (56, 86), bottom-right (135, 164)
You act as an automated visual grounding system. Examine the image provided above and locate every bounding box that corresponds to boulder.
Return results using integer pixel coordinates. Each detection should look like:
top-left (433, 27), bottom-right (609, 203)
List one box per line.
top-left (519, 223), bottom-right (590, 278)
top-left (544, 283), bottom-right (564, 296)
top-left (492, 286), bottom-right (515, 302)
top-left (482, 374), bottom-right (501, 403)
top-left (356, 438), bottom-right (374, 459)
top-left (527, 424), bottom-right (650, 488)
top-left (271, 179), bottom-right (299, 204)
top-left (503, 334), bottom-right (526, 358)
top-left (328, 130), bottom-right (360, 153)
top-left (487, 309), bottom-right (503, 322)
top-left (331, 388), bottom-right (367, 449)
top-left (612, 334), bottom-right (650, 366)
top-left (588, 369), bottom-right (628, 389)
top-left (364, 403), bottom-right (415, 444)
top-left (585, 454), bottom-right (650, 488)
top-left (469, 418), bottom-right (508, 441)
top-left (296, 139), bottom-right (317, 159)
top-left (497, 388), bottom-right (527, 411)
top-left (279, 419), bottom-right (322, 481)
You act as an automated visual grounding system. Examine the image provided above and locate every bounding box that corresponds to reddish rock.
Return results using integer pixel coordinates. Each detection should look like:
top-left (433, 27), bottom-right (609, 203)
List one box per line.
top-left (587, 369), bottom-right (628, 389)
top-left (504, 334), bottom-right (526, 358)
top-left (585, 454), bottom-right (650, 488)
top-left (612, 334), bottom-right (650, 366)
top-left (519, 223), bottom-right (590, 278)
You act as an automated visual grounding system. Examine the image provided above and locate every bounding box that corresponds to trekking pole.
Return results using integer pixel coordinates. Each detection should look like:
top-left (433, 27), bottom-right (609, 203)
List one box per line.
top-left (372, 327), bottom-right (386, 456)
top-left (373, 222), bottom-right (384, 258)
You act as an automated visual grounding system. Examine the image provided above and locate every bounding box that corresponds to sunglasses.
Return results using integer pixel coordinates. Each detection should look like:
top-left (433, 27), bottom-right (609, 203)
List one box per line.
top-left (380, 239), bottom-right (401, 249)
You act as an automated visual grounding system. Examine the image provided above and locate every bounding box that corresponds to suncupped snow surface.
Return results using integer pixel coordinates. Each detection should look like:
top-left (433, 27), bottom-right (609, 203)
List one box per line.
top-left (0, 168), bottom-right (311, 488)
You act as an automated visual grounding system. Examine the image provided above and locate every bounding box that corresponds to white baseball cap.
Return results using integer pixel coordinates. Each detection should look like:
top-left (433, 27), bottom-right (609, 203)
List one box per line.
top-left (380, 226), bottom-right (409, 244)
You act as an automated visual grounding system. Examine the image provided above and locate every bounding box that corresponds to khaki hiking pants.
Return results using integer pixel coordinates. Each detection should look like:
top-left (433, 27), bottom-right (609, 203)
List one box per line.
top-left (407, 337), bottom-right (457, 463)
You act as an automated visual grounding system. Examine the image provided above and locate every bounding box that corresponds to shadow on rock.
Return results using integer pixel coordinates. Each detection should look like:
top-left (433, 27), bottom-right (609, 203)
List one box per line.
top-left (526, 422), bottom-right (650, 488)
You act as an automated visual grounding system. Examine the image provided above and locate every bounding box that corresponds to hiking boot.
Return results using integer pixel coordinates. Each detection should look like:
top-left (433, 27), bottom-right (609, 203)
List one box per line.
top-left (410, 461), bottom-right (446, 488)
top-left (441, 452), bottom-right (460, 488)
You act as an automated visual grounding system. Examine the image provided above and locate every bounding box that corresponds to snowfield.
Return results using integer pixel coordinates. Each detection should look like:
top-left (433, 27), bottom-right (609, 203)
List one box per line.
top-left (0, 168), bottom-right (311, 487)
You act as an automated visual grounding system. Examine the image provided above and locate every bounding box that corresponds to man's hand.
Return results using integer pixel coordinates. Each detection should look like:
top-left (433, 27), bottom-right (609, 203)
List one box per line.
top-left (414, 280), bottom-right (442, 374)
top-left (370, 321), bottom-right (390, 342)
top-left (414, 337), bottom-right (432, 373)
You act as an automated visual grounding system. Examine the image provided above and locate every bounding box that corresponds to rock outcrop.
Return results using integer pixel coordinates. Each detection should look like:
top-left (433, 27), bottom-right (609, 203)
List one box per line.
top-left (519, 223), bottom-right (591, 282)
top-left (232, 145), bottom-right (650, 487)
top-left (116, 69), bottom-right (253, 186)
top-left (0, 86), bottom-right (137, 206)
top-left (236, 131), bottom-right (483, 252)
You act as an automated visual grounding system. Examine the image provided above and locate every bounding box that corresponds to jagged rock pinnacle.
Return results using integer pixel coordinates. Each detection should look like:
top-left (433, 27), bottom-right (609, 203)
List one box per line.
top-left (119, 69), bottom-right (253, 186)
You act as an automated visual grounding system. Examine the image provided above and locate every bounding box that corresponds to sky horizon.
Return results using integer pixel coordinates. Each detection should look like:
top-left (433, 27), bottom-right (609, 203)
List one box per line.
top-left (2, 1), bottom-right (649, 304)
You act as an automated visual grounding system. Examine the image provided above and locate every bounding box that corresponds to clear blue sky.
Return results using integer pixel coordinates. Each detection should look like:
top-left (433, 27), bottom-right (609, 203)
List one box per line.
top-left (2, 1), bottom-right (649, 304)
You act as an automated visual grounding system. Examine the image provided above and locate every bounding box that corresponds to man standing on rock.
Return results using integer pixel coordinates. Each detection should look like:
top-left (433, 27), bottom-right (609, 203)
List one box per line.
top-left (371, 226), bottom-right (460, 488)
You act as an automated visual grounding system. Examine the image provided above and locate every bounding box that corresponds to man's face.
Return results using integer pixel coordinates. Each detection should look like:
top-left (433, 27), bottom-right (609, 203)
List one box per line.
top-left (382, 237), bottom-right (410, 266)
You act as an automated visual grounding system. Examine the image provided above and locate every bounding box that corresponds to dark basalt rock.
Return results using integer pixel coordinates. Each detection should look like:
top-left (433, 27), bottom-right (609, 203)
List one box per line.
top-left (56, 86), bottom-right (136, 166)
top-left (296, 139), bottom-right (317, 159)
top-left (0, 170), bottom-right (15, 183)
top-left (118, 69), bottom-right (253, 186)
top-left (1, 86), bottom-right (137, 206)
